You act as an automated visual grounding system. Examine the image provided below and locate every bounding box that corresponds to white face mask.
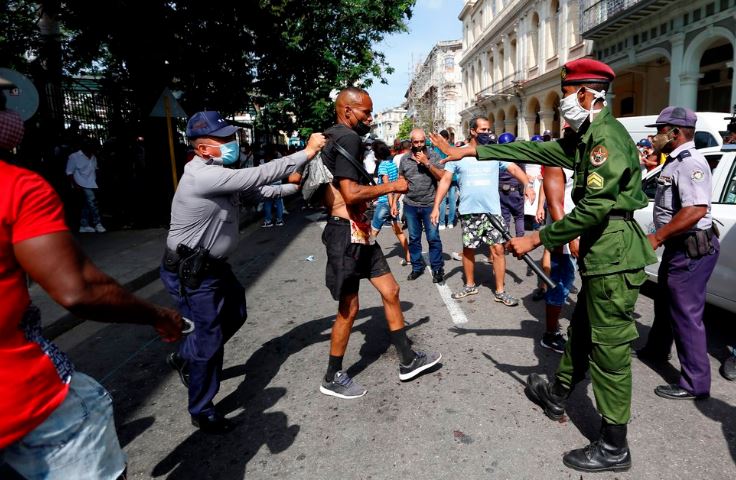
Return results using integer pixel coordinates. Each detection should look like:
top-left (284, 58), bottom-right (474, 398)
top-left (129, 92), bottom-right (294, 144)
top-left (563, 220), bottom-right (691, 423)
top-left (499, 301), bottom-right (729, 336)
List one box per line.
top-left (560, 87), bottom-right (607, 132)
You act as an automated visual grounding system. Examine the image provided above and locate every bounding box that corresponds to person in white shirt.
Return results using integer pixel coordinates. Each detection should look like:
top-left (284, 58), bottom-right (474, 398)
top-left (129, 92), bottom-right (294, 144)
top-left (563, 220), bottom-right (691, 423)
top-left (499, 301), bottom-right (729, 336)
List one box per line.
top-left (66, 138), bottom-right (106, 233)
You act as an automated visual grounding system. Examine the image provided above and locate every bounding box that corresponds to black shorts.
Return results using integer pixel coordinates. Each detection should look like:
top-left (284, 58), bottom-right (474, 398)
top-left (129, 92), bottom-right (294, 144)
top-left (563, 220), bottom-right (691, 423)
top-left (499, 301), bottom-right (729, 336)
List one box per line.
top-left (322, 218), bottom-right (391, 300)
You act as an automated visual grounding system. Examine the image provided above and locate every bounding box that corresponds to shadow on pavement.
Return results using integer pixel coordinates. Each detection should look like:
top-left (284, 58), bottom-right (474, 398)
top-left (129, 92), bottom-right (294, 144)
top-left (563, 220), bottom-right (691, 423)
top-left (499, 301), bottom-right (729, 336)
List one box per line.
top-left (447, 316), bottom-right (600, 442)
top-left (152, 302), bottom-right (426, 479)
top-left (695, 396), bottom-right (736, 464)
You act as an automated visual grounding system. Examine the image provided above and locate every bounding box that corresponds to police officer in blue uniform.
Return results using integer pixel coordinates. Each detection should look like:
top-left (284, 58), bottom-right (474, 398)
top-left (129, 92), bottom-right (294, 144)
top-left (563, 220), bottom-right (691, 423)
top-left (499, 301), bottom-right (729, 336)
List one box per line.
top-left (497, 132), bottom-right (527, 237)
top-left (637, 106), bottom-right (720, 400)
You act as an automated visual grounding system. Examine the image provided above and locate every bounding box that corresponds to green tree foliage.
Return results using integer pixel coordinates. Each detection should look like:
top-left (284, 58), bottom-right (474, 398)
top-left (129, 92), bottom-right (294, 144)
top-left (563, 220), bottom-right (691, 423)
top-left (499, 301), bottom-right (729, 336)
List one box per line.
top-left (396, 116), bottom-right (413, 141)
top-left (16, 0), bottom-right (416, 134)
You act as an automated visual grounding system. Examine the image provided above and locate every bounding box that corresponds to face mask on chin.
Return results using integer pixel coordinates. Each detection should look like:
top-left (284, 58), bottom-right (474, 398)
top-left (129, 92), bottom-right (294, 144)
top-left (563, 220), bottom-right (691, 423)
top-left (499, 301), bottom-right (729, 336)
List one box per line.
top-left (560, 87), bottom-right (607, 132)
top-left (652, 130), bottom-right (676, 153)
top-left (353, 120), bottom-right (371, 136)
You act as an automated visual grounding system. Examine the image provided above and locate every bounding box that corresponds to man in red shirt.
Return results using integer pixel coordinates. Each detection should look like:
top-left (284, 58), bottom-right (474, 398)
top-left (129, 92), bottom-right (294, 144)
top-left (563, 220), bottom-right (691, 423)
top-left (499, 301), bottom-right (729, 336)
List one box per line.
top-left (0, 101), bottom-right (182, 479)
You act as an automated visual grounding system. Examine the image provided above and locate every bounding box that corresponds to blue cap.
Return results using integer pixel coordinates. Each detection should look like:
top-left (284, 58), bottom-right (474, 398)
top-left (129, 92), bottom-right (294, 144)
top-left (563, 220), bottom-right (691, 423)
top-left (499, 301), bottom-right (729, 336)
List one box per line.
top-left (645, 106), bottom-right (697, 128)
top-left (498, 132), bottom-right (516, 144)
top-left (186, 111), bottom-right (239, 138)
top-left (637, 138), bottom-right (652, 147)
top-left (530, 135), bottom-right (544, 142)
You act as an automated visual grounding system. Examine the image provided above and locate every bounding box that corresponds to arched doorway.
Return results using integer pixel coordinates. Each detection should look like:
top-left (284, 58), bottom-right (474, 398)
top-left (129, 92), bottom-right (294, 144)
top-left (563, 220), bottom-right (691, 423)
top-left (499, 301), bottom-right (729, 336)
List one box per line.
top-left (526, 96), bottom-right (541, 137)
top-left (542, 91), bottom-right (561, 137)
top-left (697, 39), bottom-right (734, 112)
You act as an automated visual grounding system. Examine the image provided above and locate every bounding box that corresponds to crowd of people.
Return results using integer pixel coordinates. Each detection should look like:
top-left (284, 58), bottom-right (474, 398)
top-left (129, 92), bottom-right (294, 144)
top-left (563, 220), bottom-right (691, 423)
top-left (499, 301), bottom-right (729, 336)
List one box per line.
top-left (0, 56), bottom-right (732, 478)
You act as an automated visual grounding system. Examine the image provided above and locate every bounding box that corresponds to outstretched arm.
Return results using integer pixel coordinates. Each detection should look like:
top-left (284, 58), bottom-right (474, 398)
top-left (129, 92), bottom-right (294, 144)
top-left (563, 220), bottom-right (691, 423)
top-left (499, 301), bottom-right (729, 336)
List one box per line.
top-left (15, 232), bottom-right (183, 342)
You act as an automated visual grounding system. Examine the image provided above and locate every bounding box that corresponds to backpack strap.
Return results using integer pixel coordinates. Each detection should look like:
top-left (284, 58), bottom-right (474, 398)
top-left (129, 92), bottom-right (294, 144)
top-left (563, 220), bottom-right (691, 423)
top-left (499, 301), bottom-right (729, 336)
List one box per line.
top-left (332, 142), bottom-right (376, 186)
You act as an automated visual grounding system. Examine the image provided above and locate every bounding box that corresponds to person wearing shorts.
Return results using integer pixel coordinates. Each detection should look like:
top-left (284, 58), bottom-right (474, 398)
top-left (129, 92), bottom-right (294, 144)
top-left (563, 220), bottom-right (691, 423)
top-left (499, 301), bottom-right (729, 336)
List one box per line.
top-left (432, 116), bottom-right (534, 306)
top-left (318, 87), bottom-right (442, 400)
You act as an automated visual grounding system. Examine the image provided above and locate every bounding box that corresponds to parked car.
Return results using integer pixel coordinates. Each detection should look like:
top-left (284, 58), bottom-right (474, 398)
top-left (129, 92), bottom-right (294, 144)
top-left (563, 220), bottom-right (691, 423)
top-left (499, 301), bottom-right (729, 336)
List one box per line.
top-left (633, 144), bottom-right (736, 313)
top-left (618, 112), bottom-right (731, 151)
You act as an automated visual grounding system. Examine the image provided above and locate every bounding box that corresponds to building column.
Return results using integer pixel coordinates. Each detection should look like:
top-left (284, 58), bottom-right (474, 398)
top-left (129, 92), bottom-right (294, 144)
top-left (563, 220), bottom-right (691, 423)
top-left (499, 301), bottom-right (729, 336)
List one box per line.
top-left (539, 109), bottom-right (555, 134)
top-left (679, 72), bottom-right (703, 110)
top-left (522, 114), bottom-right (537, 139)
top-left (559, 0), bottom-right (570, 64)
top-left (668, 33), bottom-right (685, 105)
top-left (728, 60), bottom-right (736, 110)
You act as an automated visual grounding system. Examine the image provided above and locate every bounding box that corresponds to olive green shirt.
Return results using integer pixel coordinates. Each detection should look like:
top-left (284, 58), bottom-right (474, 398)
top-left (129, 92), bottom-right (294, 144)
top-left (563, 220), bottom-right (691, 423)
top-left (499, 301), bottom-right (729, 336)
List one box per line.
top-left (476, 107), bottom-right (657, 276)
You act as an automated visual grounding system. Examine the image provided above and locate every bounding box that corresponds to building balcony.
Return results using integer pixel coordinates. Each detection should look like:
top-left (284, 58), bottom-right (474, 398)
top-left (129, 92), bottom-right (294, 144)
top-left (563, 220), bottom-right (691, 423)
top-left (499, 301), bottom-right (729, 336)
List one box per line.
top-left (581, 0), bottom-right (673, 40)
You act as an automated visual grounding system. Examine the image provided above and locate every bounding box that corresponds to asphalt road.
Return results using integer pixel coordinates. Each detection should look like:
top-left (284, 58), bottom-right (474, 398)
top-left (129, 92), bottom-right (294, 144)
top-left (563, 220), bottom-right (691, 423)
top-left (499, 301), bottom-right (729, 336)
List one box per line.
top-left (55, 210), bottom-right (736, 479)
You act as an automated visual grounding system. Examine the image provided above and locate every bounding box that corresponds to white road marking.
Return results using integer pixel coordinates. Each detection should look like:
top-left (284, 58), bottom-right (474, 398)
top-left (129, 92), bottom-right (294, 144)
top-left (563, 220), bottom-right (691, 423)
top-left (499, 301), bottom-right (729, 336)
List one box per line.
top-left (422, 253), bottom-right (468, 324)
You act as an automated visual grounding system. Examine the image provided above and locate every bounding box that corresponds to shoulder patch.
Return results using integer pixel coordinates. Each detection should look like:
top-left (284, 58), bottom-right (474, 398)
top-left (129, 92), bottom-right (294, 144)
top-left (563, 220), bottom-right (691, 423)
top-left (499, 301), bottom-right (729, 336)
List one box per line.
top-left (590, 145), bottom-right (608, 167)
top-left (691, 169), bottom-right (705, 183)
top-left (587, 172), bottom-right (604, 189)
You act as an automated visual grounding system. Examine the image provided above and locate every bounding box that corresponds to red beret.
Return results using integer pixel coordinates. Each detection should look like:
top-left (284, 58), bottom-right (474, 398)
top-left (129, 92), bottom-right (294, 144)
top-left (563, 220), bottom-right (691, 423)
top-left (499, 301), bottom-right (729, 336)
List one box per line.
top-left (561, 58), bottom-right (615, 85)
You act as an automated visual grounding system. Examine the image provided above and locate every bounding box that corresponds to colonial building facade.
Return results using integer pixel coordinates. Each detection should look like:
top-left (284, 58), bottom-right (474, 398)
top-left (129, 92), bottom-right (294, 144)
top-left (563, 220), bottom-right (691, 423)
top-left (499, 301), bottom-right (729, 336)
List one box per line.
top-left (583, 0), bottom-right (735, 116)
top-left (458, 0), bottom-right (591, 139)
top-left (372, 106), bottom-right (408, 145)
top-left (405, 40), bottom-right (464, 143)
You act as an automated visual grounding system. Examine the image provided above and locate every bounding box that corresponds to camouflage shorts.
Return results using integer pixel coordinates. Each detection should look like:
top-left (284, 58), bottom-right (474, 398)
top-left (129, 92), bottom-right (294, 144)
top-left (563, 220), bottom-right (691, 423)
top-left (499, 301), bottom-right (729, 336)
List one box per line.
top-left (459, 213), bottom-right (505, 249)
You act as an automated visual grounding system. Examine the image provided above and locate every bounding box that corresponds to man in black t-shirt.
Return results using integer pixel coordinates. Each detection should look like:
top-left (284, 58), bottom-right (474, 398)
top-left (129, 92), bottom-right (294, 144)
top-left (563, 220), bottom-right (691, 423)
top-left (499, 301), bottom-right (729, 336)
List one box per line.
top-left (318, 87), bottom-right (442, 399)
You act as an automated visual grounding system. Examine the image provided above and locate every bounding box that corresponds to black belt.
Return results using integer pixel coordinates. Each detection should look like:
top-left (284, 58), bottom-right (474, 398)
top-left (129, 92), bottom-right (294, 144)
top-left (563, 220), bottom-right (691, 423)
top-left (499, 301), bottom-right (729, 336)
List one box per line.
top-left (665, 228), bottom-right (713, 249)
top-left (162, 246), bottom-right (227, 274)
top-left (327, 216), bottom-right (350, 225)
top-left (608, 210), bottom-right (633, 221)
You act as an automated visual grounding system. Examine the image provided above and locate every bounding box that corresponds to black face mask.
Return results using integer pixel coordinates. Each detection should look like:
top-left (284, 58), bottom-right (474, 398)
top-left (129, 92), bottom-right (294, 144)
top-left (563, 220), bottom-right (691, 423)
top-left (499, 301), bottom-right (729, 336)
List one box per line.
top-left (411, 145), bottom-right (426, 154)
top-left (353, 120), bottom-right (371, 136)
top-left (476, 133), bottom-right (494, 145)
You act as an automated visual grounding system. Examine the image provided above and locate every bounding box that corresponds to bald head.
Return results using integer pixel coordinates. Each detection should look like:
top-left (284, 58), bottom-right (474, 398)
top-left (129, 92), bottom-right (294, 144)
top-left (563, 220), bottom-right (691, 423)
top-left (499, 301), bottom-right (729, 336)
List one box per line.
top-left (335, 87), bottom-right (373, 131)
top-left (410, 128), bottom-right (426, 142)
top-left (336, 87), bottom-right (369, 111)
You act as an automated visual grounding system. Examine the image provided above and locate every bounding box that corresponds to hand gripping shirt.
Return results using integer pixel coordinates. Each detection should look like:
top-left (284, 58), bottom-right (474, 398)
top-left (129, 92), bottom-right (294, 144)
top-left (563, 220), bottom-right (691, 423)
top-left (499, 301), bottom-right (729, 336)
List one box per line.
top-left (474, 107), bottom-right (657, 276)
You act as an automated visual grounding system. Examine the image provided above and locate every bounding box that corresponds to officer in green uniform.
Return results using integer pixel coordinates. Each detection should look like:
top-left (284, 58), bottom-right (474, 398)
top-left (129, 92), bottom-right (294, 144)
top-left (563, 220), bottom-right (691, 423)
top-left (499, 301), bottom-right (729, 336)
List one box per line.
top-left (431, 58), bottom-right (657, 473)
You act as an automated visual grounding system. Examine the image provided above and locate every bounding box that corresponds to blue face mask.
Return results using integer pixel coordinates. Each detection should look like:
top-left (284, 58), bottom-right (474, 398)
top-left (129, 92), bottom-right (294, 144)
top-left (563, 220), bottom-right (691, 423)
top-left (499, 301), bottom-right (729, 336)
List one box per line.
top-left (216, 140), bottom-right (240, 165)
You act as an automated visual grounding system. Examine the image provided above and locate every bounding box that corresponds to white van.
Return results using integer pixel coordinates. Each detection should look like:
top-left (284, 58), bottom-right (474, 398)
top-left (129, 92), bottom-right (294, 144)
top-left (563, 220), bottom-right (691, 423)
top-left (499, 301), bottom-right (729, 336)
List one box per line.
top-left (618, 112), bottom-right (731, 151)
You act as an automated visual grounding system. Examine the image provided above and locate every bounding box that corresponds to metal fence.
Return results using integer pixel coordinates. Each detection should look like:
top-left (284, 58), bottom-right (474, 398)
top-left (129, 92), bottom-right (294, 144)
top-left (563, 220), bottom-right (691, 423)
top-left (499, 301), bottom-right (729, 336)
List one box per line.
top-left (581, 0), bottom-right (642, 33)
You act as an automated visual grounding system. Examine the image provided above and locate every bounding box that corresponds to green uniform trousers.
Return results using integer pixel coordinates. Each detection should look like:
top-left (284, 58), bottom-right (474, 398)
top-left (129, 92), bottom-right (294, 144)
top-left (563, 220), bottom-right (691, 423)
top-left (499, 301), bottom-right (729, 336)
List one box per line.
top-left (556, 269), bottom-right (647, 425)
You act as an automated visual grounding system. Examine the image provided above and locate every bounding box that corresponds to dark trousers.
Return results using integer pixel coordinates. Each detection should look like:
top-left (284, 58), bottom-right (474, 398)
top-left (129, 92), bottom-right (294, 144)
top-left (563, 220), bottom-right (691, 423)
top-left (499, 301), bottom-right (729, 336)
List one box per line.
top-left (644, 238), bottom-right (719, 395)
top-left (403, 203), bottom-right (444, 273)
top-left (160, 264), bottom-right (247, 416)
top-left (499, 189), bottom-right (524, 237)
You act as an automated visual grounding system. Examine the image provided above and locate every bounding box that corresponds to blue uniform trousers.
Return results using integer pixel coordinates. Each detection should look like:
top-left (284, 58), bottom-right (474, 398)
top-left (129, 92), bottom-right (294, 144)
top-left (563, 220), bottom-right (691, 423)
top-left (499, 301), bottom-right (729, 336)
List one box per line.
top-left (499, 189), bottom-right (524, 237)
top-left (645, 237), bottom-right (719, 395)
top-left (160, 264), bottom-right (247, 416)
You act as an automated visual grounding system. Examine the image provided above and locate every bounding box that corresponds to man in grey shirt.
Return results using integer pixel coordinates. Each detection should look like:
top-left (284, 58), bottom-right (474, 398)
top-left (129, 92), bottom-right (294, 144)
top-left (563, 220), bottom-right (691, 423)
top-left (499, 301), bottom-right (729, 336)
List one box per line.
top-left (160, 110), bottom-right (325, 433)
top-left (400, 128), bottom-right (446, 283)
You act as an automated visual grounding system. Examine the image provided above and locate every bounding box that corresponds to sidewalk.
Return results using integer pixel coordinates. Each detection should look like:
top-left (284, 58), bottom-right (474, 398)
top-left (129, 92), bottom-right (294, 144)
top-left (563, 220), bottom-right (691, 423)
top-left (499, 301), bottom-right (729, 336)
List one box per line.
top-left (33, 207), bottom-right (264, 339)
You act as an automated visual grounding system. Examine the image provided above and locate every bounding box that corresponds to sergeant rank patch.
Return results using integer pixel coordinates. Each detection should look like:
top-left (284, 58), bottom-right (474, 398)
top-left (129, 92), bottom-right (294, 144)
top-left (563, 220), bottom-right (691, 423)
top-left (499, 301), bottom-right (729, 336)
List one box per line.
top-left (691, 169), bottom-right (705, 182)
top-left (590, 145), bottom-right (608, 167)
top-left (587, 172), bottom-right (604, 189)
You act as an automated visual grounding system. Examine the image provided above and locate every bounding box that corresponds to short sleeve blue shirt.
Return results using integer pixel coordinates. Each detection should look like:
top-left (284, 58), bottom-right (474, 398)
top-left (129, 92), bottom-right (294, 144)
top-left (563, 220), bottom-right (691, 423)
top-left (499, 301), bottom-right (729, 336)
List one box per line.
top-left (444, 154), bottom-right (509, 214)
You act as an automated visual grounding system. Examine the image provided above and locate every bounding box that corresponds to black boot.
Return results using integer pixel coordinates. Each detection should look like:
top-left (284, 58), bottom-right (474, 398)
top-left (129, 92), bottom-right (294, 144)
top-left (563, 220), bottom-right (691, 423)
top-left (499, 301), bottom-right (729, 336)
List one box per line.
top-left (562, 421), bottom-right (631, 473)
top-left (525, 373), bottom-right (569, 420)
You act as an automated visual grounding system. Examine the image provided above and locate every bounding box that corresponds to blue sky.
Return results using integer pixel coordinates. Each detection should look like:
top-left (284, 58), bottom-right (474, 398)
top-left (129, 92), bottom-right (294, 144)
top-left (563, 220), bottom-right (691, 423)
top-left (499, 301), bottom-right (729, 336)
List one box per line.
top-left (369, 0), bottom-right (464, 113)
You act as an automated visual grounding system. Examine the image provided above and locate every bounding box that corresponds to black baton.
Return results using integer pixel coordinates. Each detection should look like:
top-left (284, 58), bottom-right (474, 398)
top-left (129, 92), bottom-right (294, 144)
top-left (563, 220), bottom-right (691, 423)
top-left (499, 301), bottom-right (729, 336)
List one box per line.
top-left (488, 215), bottom-right (557, 289)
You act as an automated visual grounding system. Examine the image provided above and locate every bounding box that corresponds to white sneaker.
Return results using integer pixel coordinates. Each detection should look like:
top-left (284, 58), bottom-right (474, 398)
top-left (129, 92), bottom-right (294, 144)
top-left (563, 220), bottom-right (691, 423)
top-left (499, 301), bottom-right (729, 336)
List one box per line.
top-left (448, 224), bottom-right (455, 229)
top-left (439, 225), bottom-right (446, 230)
top-left (79, 226), bottom-right (95, 233)
top-left (94, 224), bottom-right (107, 233)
